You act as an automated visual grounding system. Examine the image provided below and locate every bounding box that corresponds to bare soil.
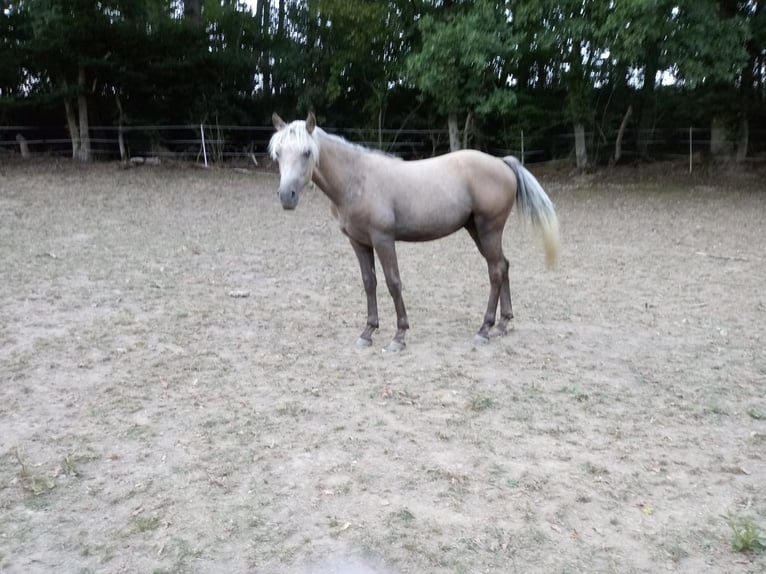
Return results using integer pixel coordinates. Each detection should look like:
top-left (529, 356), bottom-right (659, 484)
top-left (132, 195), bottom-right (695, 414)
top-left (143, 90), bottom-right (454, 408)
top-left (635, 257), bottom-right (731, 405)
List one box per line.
top-left (1, 161), bottom-right (764, 574)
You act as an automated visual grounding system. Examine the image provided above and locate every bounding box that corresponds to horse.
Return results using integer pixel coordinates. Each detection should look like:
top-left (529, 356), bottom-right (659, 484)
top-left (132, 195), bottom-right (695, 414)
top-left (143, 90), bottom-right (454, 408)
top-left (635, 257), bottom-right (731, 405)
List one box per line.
top-left (269, 112), bottom-right (560, 352)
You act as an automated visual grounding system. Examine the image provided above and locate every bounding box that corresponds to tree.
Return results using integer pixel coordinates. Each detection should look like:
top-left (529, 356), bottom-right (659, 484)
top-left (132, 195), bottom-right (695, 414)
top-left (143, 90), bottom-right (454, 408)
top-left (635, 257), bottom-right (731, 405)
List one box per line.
top-left (21, 0), bottom-right (120, 160)
top-left (306, 0), bottom-right (421, 143)
top-left (0, 4), bottom-right (29, 100)
top-left (406, 1), bottom-right (516, 151)
top-left (1, 0), bottom-right (764, 166)
top-left (604, 0), bottom-right (748, 159)
top-left (514, 0), bottom-right (611, 168)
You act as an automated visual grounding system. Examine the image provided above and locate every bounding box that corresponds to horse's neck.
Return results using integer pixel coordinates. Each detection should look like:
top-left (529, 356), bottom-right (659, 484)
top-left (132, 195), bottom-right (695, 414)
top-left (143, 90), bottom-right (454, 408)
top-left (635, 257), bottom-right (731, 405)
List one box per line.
top-left (311, 132), bottom-right (366, 207)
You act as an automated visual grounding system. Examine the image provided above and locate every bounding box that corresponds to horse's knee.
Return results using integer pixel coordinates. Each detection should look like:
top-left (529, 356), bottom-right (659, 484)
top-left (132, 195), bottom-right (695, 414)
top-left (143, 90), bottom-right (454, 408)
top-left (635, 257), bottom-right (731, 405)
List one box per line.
top-left (385, 276), bottom-right (402, 296)
top-left (362, 272), bottom-right (377, 293)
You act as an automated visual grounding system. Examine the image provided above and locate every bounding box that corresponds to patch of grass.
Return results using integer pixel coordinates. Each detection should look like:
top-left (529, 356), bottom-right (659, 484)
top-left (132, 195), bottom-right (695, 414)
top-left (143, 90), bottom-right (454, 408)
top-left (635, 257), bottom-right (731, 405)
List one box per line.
top-left (468, 395), bottom-right (494, 412)
top-left (124, 423), bottom-right (154, 440)
top-left (153, 538), bottom-right (203, 574)
top-left (581, 461), bottom-right (610, 477)
top-left (435, 429), bottom-right (451, 441)
top-left (520, 525), bottom-right (549, 546)
top-left (386, 508), bottom-right (415, 526)
top-left (327, 515), bottom-right (341, 528)
top-left (15, 449), bottom-right (55, 496)
top-left (565, 384), bottom-right (589, 402)
top-left (706, 402), bottom-right (729, 416)
top-left (425, 467), bottom-right (470, 495)
top-left (275, 403), bottom-right (310, 418)
top-left (132, 514), bottom-right (161, 533)
top-left (661, 541), bottom-right (690, 563)
top-left (60, 450), bottom-right (98, 477)
top-left (247, 515), bottom-right (264, 528)
top-left (725, 515), bottom-right (766, 553)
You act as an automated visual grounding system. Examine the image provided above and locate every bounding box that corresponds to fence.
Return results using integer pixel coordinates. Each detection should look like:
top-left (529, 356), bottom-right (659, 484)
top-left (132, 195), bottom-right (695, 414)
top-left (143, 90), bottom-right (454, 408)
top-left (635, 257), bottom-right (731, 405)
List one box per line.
top-left (0, 124), bottom-right (454, 165)
top-left (2, 123), bottom-right (766, 172)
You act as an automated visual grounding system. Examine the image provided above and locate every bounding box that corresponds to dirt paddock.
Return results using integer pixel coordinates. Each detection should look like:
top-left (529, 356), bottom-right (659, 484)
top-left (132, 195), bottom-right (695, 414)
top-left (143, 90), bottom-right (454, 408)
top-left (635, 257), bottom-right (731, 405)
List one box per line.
top-left (0, 161), bottom-right (764, 573)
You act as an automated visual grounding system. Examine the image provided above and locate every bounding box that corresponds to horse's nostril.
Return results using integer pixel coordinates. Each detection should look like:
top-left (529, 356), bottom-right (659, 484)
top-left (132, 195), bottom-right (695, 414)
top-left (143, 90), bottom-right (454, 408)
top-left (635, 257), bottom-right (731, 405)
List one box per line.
top-left (291, 190), bottom-right (296, 199)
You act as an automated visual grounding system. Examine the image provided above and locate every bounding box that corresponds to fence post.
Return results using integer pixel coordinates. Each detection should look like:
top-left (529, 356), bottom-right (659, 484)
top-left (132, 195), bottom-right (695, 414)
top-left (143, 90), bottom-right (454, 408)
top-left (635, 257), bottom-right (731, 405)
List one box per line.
top-left (16, 134), bottom-right (30, 159)
top-left (200, 124), bottom-right (208, 167)
top-left (689, 126), bottom-right (692, 175)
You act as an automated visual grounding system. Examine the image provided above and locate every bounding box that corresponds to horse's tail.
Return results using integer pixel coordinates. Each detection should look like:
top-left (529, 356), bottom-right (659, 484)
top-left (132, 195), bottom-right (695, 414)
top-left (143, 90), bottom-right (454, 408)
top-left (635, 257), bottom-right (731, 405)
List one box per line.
top-left (503, 156), bottom-right (560, 269)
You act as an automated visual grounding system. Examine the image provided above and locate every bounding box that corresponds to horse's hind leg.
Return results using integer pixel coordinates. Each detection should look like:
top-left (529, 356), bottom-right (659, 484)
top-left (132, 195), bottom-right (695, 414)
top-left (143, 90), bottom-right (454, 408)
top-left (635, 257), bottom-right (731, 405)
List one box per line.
top-left (495, 259), bottom-right (513, 334)
top-left (466, 220), bottom-right (510, 343)
top-left (349, 239), bottom-right (379, 347)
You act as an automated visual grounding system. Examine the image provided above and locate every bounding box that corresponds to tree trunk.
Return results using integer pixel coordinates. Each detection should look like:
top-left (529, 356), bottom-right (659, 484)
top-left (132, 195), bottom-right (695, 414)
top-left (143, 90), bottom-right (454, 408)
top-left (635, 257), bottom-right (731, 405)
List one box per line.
top-left (448, 113), bottom-right (460, 152)
top-left (16, 134), bottom-right (30, 159)
top-left (462, 112), bottom-right (473, 149)
top-left (710, 116), bottom-right (733, 160)
top-left (183, 0), bottom-right (201, 25)
top-left (736, 118), bottom-right (748, 164)
top-left (76, 66), bottom-right (91, 161)
top-left (637, 45), bottom-right (659, 157)
top-left (613, 105), bottom-right (632, 164)
top-left (261, 0), bottom-right (271, 96)
top-left (63, 96), bottom-right (81, 159)
top-left (378, 104), bottom-right (383, 150)
top-left (116, 94), bottom-right (127, 161)
top-left (278, 0), bottom-right (286, 37)
top-left (574, 122), bottom-right (587, 169)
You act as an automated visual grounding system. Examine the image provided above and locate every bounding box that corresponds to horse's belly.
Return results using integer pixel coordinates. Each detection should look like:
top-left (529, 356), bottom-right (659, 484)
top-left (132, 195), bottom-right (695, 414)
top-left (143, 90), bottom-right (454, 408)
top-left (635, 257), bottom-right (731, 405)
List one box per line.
top-left (393, 199), bottom-right (471, 241)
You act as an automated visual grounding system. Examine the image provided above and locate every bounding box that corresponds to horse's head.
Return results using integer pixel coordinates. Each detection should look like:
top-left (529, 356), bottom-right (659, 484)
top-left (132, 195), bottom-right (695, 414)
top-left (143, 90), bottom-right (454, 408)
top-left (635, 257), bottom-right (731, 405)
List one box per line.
top-left (269, 111), bottom-right (319, 210)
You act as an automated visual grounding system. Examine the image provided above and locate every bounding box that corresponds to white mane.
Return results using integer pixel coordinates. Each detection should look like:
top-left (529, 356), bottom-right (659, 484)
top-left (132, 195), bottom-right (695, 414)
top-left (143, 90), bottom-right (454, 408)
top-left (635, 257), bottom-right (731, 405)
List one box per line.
top-left (269, 121), bottom-right (400, 164)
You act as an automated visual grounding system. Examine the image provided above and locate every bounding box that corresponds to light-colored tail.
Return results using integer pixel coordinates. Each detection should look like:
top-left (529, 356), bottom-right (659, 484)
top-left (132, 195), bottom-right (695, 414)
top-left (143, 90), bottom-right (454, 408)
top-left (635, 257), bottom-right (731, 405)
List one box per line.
top-left (503, 156), bottom-right (560, 269)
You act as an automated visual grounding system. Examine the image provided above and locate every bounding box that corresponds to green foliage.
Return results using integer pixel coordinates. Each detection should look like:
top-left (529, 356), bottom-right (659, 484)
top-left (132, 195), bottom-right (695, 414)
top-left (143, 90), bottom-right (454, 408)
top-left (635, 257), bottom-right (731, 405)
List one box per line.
top-left (405, 1), bottom-right (515, 117)
top-left (1, 0), bottom-right (765, 161)
top-left (725, 515), bottom-right (766, 553)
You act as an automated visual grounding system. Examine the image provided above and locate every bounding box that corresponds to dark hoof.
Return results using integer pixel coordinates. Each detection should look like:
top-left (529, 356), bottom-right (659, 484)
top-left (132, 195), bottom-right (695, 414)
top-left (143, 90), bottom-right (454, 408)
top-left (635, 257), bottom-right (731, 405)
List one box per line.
top-left (355, 337), bottom-right (373, 349)
top-left (383, 340), bottom-right (405, 353)
top-left (473, 334), bottom-right (490, 346)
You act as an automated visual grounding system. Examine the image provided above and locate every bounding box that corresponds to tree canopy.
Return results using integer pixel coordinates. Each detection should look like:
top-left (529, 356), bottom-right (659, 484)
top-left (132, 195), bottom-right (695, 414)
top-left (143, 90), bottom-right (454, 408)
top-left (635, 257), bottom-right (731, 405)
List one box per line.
top-left (1, 0), bottom-right (765, 162)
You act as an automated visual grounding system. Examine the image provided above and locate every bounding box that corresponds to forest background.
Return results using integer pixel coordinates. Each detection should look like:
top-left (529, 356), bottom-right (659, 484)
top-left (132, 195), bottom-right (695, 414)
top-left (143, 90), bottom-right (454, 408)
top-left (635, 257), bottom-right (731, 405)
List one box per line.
top-left (1, 0), bottom-right (765, 167)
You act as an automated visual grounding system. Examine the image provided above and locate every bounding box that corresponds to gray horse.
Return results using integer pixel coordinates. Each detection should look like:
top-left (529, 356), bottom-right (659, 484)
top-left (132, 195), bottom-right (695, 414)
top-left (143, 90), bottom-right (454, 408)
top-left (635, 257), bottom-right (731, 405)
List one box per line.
top-left (269, 112), bottom-right (560, 352)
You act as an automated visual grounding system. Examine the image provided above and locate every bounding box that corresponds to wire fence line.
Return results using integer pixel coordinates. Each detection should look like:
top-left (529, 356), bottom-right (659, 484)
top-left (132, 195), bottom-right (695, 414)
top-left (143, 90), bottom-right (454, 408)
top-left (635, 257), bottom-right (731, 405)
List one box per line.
top-left (2, 123), bottom-right (766, 169)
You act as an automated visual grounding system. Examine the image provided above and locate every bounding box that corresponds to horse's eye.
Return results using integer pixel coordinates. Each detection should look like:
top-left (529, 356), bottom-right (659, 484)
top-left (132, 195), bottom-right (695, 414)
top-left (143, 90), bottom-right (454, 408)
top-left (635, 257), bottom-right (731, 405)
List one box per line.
top-left (274, 151), bottom-right (280, 160)
top-left (303, 150), bottom-right (311, 158)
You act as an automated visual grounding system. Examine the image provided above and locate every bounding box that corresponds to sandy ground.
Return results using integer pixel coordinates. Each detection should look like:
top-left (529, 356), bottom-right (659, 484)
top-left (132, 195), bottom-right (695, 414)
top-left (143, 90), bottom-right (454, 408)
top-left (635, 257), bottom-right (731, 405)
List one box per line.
top-left (0, 160), bottom-right (764, 574)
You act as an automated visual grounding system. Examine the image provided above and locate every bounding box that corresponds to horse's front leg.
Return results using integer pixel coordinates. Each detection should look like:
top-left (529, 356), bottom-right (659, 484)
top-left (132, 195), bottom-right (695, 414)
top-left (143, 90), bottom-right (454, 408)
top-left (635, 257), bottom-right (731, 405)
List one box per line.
top-left (349, 238), bottom-right (379, 347)
top-left (372, 236), bottom-right (408, 352)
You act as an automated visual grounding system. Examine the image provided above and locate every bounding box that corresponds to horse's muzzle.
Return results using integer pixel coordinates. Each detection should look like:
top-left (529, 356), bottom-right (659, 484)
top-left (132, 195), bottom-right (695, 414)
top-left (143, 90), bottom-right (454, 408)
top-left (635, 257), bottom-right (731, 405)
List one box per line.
top-left (278, 187), bottom-right (299, 210)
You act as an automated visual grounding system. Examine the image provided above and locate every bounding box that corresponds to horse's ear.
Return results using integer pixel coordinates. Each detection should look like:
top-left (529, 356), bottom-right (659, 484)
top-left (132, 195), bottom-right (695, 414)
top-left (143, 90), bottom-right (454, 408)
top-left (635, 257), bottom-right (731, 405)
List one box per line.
top-left (272, 112), bottom-right (286, 130)
top-left (306, 111), bottom-right (316, 134)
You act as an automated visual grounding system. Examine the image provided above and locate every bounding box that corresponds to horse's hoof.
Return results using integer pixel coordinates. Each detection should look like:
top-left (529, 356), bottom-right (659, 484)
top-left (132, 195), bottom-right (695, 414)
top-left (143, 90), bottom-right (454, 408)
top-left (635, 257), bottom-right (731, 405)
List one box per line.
top-left (473, 334), bottom-right (490, 346)
top-left (355, 337), bottom-right (373, 349)
top-left (383, 340), bottom-right (405, 353)
top-left (493, 324), bottom-right (513, 337)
